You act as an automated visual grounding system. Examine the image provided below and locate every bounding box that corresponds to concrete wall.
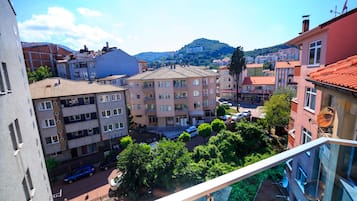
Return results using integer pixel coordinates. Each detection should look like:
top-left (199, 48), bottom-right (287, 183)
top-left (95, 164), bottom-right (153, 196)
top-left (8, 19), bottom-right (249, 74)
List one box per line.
top-left (0, 1), bottom-right (53, 200)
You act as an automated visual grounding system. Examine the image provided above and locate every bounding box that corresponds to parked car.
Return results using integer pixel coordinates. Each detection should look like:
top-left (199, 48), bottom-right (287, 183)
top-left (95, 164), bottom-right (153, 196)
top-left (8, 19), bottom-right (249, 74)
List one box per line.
top-left (242, 110), bottom-right (251, 119)
top-left (221, 101), bottom-right (233, 107)
top-left (110, 172), bottom-right (123, 191)
top-left (219, 114), bottom-right (232, 123)
top-left (231, 113), bottom-right (245, 122)
top-left (64, 164), bottom-right (95, 183)
top-left (185, 126), bottom-right (198, 137)
top-left (99, 154), bottom-right (119, 170)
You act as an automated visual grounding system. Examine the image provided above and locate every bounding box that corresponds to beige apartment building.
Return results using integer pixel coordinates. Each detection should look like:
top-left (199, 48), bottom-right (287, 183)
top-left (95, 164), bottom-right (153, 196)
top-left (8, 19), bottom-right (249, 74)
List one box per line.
top-left (30, 78), bottom-right (128, 162)
top-left (127, 66), bottom-right (218, 127)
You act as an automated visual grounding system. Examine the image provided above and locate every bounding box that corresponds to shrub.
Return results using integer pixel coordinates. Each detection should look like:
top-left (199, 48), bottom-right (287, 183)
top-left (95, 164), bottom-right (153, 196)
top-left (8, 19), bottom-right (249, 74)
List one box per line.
top-left (120, 136), bottom-right (133, 149)
top-left (198, 123), bottom-right (212, 138)
top-left (178, 131), bottom-right (191, 142)
top-left (211, 118), bottom-right (226, 132)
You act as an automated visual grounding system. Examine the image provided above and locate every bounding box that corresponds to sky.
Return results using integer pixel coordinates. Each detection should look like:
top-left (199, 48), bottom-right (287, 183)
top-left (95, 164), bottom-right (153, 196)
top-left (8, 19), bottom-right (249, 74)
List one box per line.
top-left (11, 0), bottom-right (357, 55)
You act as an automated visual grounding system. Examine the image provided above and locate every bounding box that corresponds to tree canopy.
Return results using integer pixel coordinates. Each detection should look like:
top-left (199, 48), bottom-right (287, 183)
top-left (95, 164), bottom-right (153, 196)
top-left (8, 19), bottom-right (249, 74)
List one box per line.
top-left (211, 118), bottom-right (226, 133)
top-left (27, 66), bottom-right (52, 82)
top-left (198, 123), bottom-right (212, 138)
top-left (229, 46), bottom-right (246, 111)
top-left (120, 136), bottom-right (133, 149)
top-left (178, 131), bottom-right (191, 142)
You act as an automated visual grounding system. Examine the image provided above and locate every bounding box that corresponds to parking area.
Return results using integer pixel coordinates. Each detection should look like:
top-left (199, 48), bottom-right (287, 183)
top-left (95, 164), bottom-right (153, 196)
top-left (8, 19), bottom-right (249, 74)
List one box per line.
top-left (51, 167), bottom-right (119, 201)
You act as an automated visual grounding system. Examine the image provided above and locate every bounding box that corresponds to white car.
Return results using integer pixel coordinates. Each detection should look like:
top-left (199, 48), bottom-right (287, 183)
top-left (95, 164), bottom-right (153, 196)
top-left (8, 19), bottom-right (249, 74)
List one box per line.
top-left (110, 172), bottom-right (123, 191)
top-left (221, 101), bottom-right (233, 107)
top-left (231, 113), bottom-right (244, 122)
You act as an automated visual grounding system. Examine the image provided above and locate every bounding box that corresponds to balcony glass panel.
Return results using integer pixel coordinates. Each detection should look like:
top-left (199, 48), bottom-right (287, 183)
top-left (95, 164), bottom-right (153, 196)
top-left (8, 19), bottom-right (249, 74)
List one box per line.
top-left (157, 138), bottom-right (357, 201)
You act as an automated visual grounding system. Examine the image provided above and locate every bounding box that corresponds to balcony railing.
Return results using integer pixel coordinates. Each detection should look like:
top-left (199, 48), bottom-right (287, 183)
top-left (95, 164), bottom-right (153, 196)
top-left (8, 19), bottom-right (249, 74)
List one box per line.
top-left (157, 137), bottom-right (357, 201)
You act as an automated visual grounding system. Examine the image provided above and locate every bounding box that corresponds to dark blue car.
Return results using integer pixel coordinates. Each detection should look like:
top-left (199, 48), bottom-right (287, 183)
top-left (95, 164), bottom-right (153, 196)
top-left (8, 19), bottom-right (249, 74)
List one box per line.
top-left (64, 164), bottom-right (95, 183)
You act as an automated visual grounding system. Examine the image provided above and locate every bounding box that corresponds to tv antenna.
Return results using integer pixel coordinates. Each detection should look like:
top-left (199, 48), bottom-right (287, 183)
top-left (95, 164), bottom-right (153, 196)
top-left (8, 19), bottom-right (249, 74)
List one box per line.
top-left (330, 5), bottom-right (341, 17)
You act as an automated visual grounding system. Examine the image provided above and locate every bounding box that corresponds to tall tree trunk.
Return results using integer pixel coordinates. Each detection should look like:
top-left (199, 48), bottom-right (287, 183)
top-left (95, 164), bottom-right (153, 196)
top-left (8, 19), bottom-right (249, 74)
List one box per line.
top-left (236, 72), bottom-right (239, 112)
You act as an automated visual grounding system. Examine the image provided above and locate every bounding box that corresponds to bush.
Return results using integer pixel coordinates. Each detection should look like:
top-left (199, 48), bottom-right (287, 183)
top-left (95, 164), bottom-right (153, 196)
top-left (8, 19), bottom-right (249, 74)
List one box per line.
top-left (45, 158), bottom-right (60, 171)
top-left (178, 132), bottom-right (191, 142)
top-left (120, 136), bottom-right (133, 149)
top-left (198, 123), bottom-right (212, 138)
top-left (211, 118), bottom-right (226, 132)
top-left (216, 105), bottom-right (226, 116)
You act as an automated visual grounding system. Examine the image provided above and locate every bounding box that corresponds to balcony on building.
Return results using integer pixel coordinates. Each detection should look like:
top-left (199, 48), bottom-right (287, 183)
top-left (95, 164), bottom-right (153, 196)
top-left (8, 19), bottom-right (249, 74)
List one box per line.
top-left (158, 137), bottom-right (357, 201)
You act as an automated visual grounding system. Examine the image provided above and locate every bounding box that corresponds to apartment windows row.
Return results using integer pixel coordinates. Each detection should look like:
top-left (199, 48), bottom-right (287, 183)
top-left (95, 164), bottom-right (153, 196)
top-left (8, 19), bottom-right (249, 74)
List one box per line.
top-left (101, 107), bottom-right (123, 118)
top-left (159, 105), bottom-right (172, 112)
top-left (145, 104), bottom-right (156, 111)
top-left (158, 93), bottom-right (171, 99)
top-left (42, 118), bottom-right (56, 128)
top-left (103, 122), bottom-right (125, 132)
top-left (158, 80), bottom-right (171, 88)
top-left (60, 96), bottom-right (95, 107)
top-left (174, 91), bottom-right (187, 99)
top-left (175, 104), bottom-right (188, 111)
top-left (143, 81), bottom-right (154, 88)
top-left (99, 93), bottom-right (122, 103)
top-left (63, 112), bottom-right (97, 124)
top-left (173, 80), bottom-right (186, 88)
top-left (9, 119), bottom-right (23, 152)
top-left (131, 104), bottom-right (142, 111)
top-left (67, 127), bottom-right (100, 140)
top-left (0, 62), bottom-right (12, 95)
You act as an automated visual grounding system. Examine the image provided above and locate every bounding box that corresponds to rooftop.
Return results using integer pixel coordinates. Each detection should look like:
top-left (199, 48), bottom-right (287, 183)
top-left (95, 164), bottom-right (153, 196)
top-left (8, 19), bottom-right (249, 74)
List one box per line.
top-left (242, 76), bottom-right (275, 85)
top-left (275, 61), bottom-right (300, 68)
top-left (246, 63), bottom-right (263, 68)
top-left (127, 66), bottom-right (218, 80)
top-left (97, 74), bottom-right (128, 81)
top-left (308, 55), bottom-right (357, 92)
top-left (30, 78), bottom-right (125, 99)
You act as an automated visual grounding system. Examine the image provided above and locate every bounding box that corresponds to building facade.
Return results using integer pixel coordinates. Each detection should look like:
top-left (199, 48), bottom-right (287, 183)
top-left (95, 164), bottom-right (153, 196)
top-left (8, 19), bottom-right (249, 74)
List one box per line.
top-left (286, 9), bottom-right (357, 201)
top-left (127, 66), bottom-right (217, 127)
top-left (0, 1), bottom-right (53, 200)
top-left (241, 76), bottom-right (275, 105)
top-left (308, 55), bottom-right (357, 200)
top-left (246, 63), bottom-right (264, 76)
top-left (57, 44), bottom-right (140, 80)
top-left (275, 61), bottom-right (300, 90)
top-left (30, 78), bottom-right (128, 162)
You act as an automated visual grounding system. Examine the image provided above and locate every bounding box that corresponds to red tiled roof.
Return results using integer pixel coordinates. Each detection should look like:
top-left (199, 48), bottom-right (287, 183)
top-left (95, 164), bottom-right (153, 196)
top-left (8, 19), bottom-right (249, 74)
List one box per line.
top-left (246, 63), bottom-right (263, 68)
top-left (275, 61), bottom-right (300, 68)
top-left (308, 55), bottom-right (357, 91)
top-left (242, 76), bottom-right (275, 85)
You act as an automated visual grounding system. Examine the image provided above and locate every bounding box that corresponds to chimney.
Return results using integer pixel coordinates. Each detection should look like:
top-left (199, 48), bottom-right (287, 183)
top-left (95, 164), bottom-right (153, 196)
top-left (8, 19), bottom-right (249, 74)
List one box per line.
top-left (106, 42), bottom-right (109, 49)
top-left (302, 15), bottom-right (310, 33)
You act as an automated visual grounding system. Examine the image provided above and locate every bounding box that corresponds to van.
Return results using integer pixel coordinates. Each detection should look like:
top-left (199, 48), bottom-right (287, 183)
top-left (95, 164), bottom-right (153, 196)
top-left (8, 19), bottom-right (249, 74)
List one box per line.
top-left (185, 126), bottom-right (198, 137)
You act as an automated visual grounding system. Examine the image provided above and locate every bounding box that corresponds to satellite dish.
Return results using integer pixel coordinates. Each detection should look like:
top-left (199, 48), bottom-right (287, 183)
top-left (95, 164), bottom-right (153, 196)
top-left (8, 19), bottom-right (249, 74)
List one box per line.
top-left (317, 107), bottom-right (335, 128)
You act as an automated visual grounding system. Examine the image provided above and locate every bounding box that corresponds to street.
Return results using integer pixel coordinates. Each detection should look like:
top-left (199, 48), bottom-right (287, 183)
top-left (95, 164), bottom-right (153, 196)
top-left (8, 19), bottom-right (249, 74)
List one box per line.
top-left (51, 167), bottom-right (118, 201)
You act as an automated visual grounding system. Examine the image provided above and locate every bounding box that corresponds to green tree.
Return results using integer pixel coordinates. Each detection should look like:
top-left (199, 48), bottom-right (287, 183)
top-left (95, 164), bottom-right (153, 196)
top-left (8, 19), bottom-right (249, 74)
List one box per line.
top-left (216, 105), bottom-right (226, 116)
top-left (211, 118), bottom-right (226, 133)
top-left (126, 106), bottom-right (135, 130)
top-left (263, 93), bottom-right (291, 135)
top-left (198, 123), bottom-right (212, 138)
top-left (229, 46), bottom-right (246, 111)
top-left (263, 62), bottom-right (272, 70)
top-left (120, 135), bottom-right (133, 149)
top-left (192, 144), bottom-right (221, 163)
top-left (117, 143), bottom-right (152, 196)
top-left (27, 66), bottom-right (52, 82)
top-left (178, 131), bottom-right (190, 142)
top-left (236, 121), bottom-right (268, 155)
top-left (45, 158), bottom-right (60, 171)
top-left (150, 140), bottom-right (192, 189)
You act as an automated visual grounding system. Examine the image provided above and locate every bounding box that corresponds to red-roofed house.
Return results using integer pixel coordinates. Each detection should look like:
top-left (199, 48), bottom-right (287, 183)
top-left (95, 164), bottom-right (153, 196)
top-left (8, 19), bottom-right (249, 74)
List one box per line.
top-left (307, 54), bottom-right (357, 201)
top-left (285, 8), bottom-right (357, 201)
top-left (241, 76), bottom-right (275, 105)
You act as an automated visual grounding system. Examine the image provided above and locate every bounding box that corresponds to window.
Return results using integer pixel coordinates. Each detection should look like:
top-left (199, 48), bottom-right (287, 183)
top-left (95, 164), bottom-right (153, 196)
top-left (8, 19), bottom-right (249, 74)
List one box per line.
top-left (43, 119), bottom-right (56, 128)
top-left (304, 87), bottom-right (316, 111)
top-left (108, 124), bottom-right (113, 131)
top-left (103, 124), bottom-right (112, 132)
top-left (193, 79), bottom-right (199, 86)
top-left (101, 110), bottom-right (111, 118)
top-left (137, 104), bottom-right (142, 110)
top-left (85, 113), bottom-right (91, 120)
top-left (193, 90), bottom-right (200, 97)
top-left (14, 119), bottom-right (23, 145)
top-left (302, 128), bottom-right (312, 156)
top-left (100, 95), bottom-right (110, 102)
top-left (115, 122), bottom-right (124, 129)
top-left (296, 166), bottom-right (307, 191)
top-left (308, 40), bottom-right (321, 65)
top-left (45, 135), bottom-right (59, 144)
top-left (194, 102), bottom-right (201, 109)
top-left (2, 62), bottom-right (11, 92)
top-left (113, 107), bottom-right (122, 115)
top-left (137, 94), bottom-right (140, 99)
top-left (39, 101), bottom-right (53, 111)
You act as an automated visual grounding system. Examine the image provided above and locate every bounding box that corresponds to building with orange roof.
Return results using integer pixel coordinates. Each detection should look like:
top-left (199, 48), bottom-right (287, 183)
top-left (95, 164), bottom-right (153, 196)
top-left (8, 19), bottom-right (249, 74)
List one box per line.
top-left (275, 61), bottom-right (300, 90)
top-left (306, 55), bottom-right (357, 201)
top-left (241, 76), bottom-right (275, 105)
top-left (285, 8), bottom-right (357, 201)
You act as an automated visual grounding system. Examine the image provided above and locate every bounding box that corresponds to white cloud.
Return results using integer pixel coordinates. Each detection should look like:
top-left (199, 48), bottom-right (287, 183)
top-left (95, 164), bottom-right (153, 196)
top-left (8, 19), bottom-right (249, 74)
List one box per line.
top-left (77, 7), bottom-right (102, 17)
top-left (18, 7), bottom-right (122, 50)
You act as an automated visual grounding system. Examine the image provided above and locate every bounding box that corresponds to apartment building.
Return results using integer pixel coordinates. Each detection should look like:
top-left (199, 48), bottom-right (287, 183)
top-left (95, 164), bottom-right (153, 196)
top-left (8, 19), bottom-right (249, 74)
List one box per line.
top-left (0, 1), bottom-right (53, 200)
top-left (275, 61), bottom-right (300, 90)
top-left (307, 55), bottom-right (357, 200)
top-left (97, 74), bottom-right (128, 87)
top-left (57, 43), bottom-right (140, 80)
top-left (241, 76), bottom-right (275, 105)
top-left (29, 78), bottom-right (128, 162)
top-left (286, 9), bottom-right (357, 201)
top-left (218, 66), bottom-right (235, 100)
top-left (246, 63), bottom-right (264, 76)
top-left (127, 66), bottom-right (218, 127)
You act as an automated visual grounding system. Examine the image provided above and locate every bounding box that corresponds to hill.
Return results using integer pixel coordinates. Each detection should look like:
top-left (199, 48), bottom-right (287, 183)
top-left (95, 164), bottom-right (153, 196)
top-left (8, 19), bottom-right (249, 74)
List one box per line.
top-left (135, 51), bottom-right (175, 63)
top-left (245, 44), bottom-right (291, 58)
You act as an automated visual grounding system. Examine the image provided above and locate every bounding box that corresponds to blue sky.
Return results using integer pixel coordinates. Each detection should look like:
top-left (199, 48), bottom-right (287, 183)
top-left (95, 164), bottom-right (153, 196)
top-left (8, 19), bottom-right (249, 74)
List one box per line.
top-left (11, 0), bottom-right (357, 55)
